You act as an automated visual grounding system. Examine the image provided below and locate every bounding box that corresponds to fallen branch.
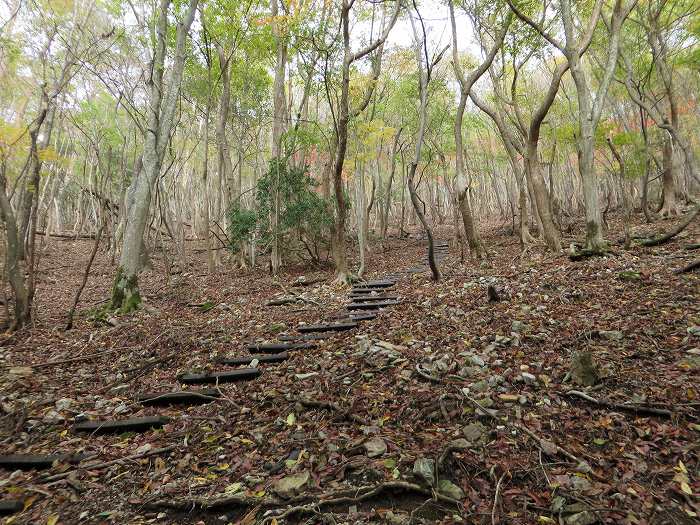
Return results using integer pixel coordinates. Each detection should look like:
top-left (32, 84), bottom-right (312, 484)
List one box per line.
top-left (640, 203), bottom-right (700, 247)
top-left (43, 446), bottom-right (176, 482)
top-left (565, 390), bottom-right (673, 418)
top-left (460, 389), bottom-right (586, 467)
top-left (676, 260), bottom-right (700, 274)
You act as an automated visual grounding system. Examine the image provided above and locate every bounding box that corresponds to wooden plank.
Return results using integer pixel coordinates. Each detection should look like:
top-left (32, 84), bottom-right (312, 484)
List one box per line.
top-left (73, 416), bottom-right (171, 434)
top-left (348, 294), bottom-right (398, 302)
top-left (136, 389), bottom-right (221, 406)
top-left (245, 342), bottom-right (315, 353)
top-left (0, 500), bottom-right (23, 516)
top-left (347, 300), bottom-right (401, 310)
top-left (219, 353), bottom-right (289, 365)
top-left (353, 280), bottom-right (396, 288)
top-left (0, 453), bottom-right (84, 471)
top-left (348, 312), bottom-right (378, 321)
top-left (179, 368), bottom-right (261, 385)
top-left (278, 334), bottom-right (327, 341)
top-left (298, 322), bottom-right (358, 333)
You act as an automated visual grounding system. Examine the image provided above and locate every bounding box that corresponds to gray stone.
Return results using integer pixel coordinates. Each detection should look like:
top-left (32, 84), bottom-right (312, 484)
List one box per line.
top-left (273, 471), bottom-right (309, 497)
top-left (521, 372), bottom-right (537, 385)
top-left (412, 457), bottom-right (436, 486)
top-left (565, 511), bottom-right (597, 525)
top-left (570, 351), bottom-right (600, 386)
top-left (470, 380), bottom-right (489, 393)
top-left (448, 438), bottom-right (470, 450)
top-left (458, 366), bottom-right (481, 378)
top-left (466, 355), bottom-right (486, 367)
top-left (55, 398), bottom-right (74, 411)
top-left (511, 320), bottom-right (531, 333)
top-left (462, 422), bottom-right (487, 444)
top-left (437, 479), bottom-right (465, 500)
top-left (599, 330), bottom-right (623, 341)
top-left (488, 374), bottom-right (505, 385)
top-left (363, 437), bottom-right (387, 458)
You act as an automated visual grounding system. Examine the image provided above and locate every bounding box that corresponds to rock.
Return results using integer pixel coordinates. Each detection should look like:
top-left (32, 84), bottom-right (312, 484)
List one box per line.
top-left (8, 366), bottom-right (33, 377)
top-left (488, 374), bottom-right (505, 386)
top-left (55, 398), bottom-right (74, 411)
top-left (458, 366), bottom-right (481, 378)
top-left (565, 511), bottom-right (597, 525)
top-left (412, 458), bottom-right (435, 486)
top-left (570, 351), bottom-right (600, 386)
top-left (466, 355), bottom-right (486, 367)
top-left (273, 471), bottom-right (309, 497)
top-left (385, 511), bottom-right (409, 525)
top-left (42, 410), bottom-right (64, 424)
top-left (476, 397), bottom-right (494, 409)
top-left (470, 380), bottom-right (489, 393)
top-left (687, 348), bottom-right (700, 355)
top-left (511, 320), bottom-right (531, 333)
top-left (599, 330), bottom-right (623, 341)
top-left (448, 438), bottom-right (470, 450)
top-left (437, 479), bottom-right (465, 500)
top-left (363, 437), bottom-right (387, 458)
top-left (462, 422), bottom-right (487, 444)
top-left (113, 402), bottom-right (129, 415)
top-left (521, 372), bottom-right (537, 385)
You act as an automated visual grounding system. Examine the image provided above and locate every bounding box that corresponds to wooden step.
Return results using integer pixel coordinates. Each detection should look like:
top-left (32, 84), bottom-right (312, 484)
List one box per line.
top-left (245, 342), bottom-right (314, 353)
top-left (353, 280), bottom-right (395, 289)
top-left (179, 368), bottom-right (261, 385)
top-left (0, 500), bottom-right (23, 516)
top-left (347, 300), bottom-right (401, 311)
top-left (0, 453), bottom-right (84, 471)
top-left (348, 312), bottom-right (378, 321)
top-left (219, 353), bottom-right (289, 365)
top-left (136, 389), bottom-right (221, 406)
top-left (278, 333), bottom-right (327, 341)
top-left (298, 322), bottom-right (358, 333)
top-left (348, 294), bottom-right (398, 302)
top-left (73, 416), bottom-right (171, 434)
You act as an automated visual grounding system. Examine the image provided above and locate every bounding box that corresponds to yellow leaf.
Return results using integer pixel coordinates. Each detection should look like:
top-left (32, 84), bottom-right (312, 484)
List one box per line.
top-left (680, 481), bottom-right (693, 495)
top-left (537, 517), bottom-right (555, 524)
top-left (47, 514), bottom-right (59, 525)
top-left (23, 496), bottom-right (37, 511)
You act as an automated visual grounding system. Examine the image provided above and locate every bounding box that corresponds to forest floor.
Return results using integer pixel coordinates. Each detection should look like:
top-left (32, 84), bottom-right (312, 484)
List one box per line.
top-left (1, 212), bottom-right (699, 525)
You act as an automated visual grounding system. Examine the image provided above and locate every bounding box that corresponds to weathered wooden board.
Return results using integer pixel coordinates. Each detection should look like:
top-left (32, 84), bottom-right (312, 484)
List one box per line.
top-left (278, 334), bottom-right (327, 341)
top-left (298, 322), bottom-right (358, 333)
top-left (73, 416), bottom-right (171, 434)
top-left (179, 368), bottom-right (261, 385)
top-left (347, 300), bottom-right (401, 310)
top-left (136, 389), bottom-right (221, 406)
top-left (0, 500), bottom-right (23, 516)
top-left (245, 342), bottom-right (314, 353)
top-left (348, 294), bottom-right (398, 302)
top-left (219, 353), bottom-right (289, 365)
top-left (0, 454), bottom-right (83, 471)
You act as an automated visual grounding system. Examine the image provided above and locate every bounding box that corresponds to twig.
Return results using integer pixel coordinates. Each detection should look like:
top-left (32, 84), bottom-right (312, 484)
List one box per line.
top-left (565, 390), bottom-right (673, 417)
top-left (42, 446), bottom-right (176, 482)
top-left (491, 472), bottom-right (506, 525)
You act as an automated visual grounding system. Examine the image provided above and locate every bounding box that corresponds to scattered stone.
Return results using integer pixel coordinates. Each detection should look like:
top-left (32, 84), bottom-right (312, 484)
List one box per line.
top-left (363, 437), bottom-right (387, 458)
top-left (570, 351), bottom-right (600, 386)
top-left (412, 458), bottom-right (435, 486)
top-left (466, 355), bottom-right (486, 367)
top-left (55, 398), bottom-right (74, 411)
top-left (294, 372), bottom-right (319, 380)
top-left (437, 479), bottom-right (465, 500)
top-left (273, 471), bottom-right (309, 498)
top-left (511, 320), bottom-right (531, 333)
top-left (565, 511), bottom-right (597, 525)
top-left (521, 372), bottom-right (537, 385)
top-left (448, 438), bottom-right (470, 450)
top-left (599, 330), bottom-right (624, 341)
top-left (462, 422), bottom-right (487, 444)
top-left (470, 380), bottom-right (489, 393)
top-left (458, 366), bottom-right (481, 378)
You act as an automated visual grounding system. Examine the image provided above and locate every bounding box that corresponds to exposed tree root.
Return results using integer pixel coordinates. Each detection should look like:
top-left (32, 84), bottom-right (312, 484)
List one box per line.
top-left (565, 390), bottom-right (673, 417)
top-left (676, 260), bottom-right (700, 274)
top-left (143, 480), bottom-right (461, 521)
top-left (295, 397), bottom-right (369, 426)
top-left (639, 203), bottom-right (699, 247)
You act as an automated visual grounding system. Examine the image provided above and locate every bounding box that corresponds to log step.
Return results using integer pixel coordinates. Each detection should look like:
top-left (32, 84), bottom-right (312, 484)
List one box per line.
top-left (347, 300), bottom-right (401, 310)
top-left (0, 453), bottom-right (84, 471)
top-left (245, 342), bottom-right (314, 353)
top-left (0, 500), bottom-right (23, 516)
top-left (298, 322), bottom-right (358, 333)
top-left (179, 368), bottom-right (261, 385)
top-left (353, 280), bottom-right (395, 289)
top-left (278, 334), bottom-right (327, 341)
top-left (136, 389), bottom-right (221, 406)
top-left (73, 416), bottom-right (171, 434)
top-left (219, 353), bottom-right (289, 365)
top-left (348, 294), bottom-right (398, 302)
top-left (348, 312), bottom-right (378, 321)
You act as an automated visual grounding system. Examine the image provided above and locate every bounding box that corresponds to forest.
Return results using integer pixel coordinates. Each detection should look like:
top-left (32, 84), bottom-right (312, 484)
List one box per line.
top-left (0, 0), bottom-right (698, 523)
